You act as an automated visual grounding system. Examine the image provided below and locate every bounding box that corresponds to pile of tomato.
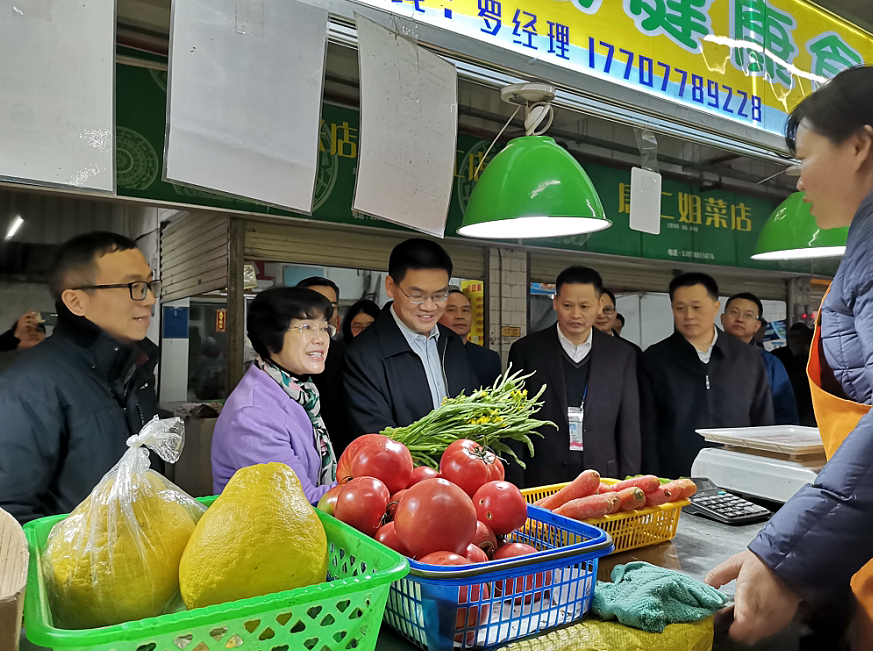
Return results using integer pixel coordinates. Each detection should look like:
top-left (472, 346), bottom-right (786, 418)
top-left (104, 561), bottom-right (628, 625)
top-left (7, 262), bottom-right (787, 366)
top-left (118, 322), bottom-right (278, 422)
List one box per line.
top-left (316, 435), bottom-right (567, 644)
top-left (318, 434), bottom-right (532, 562)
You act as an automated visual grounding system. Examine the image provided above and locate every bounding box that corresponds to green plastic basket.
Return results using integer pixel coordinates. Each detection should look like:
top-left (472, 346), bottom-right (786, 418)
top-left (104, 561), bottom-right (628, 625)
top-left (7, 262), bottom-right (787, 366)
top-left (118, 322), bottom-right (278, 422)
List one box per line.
top-left (23, 495), bottom-right (409, 651)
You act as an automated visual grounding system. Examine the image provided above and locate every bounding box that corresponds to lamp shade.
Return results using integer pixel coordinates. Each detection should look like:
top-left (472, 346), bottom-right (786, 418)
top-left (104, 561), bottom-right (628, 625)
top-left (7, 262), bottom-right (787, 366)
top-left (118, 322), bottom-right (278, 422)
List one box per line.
top-left (458, 136), bottom-right (610, 239)
top-left (752, 192), bottom-right (847, 260)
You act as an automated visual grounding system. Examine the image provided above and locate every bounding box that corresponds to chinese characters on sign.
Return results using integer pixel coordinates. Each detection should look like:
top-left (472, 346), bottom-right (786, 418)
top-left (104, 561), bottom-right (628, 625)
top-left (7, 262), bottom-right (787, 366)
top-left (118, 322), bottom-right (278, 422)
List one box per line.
top-left (461, 280), bottom-right (486, 345)
top-left (359, 0), bottom-right (869, 136)
top-left (618, 182), bottom-right (752, 232)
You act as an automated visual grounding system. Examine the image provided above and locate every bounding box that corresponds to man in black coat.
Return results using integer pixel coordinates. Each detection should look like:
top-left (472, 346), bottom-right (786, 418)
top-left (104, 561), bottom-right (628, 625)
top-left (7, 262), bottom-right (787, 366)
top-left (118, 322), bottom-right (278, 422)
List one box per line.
top-left (439, 288), bottom-right (502, 388)
top-left (344, 239), bottom-right (478, 435)
top-left (0, 232), bottom-right (160, 524)
top-left (507, 266), bottom-right (641, 488)
top-left (645, 273), bottom-right (774, 478)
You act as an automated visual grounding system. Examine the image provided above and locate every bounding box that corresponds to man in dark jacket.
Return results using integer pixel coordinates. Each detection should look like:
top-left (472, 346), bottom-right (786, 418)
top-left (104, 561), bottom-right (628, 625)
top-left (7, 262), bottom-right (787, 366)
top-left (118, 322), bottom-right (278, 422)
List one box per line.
top-left (720, 292), bottom-right (799, 425)
top-left (645, 273), bottom-right (774, 478)
top-left (439, 288), bottom-right (501, 388)
top-left (0, 232), bottom-right (160, 524)
top-left (508, 266), bottom-right (641, 487)
top-left (344, 239), bottom-right (478, 435)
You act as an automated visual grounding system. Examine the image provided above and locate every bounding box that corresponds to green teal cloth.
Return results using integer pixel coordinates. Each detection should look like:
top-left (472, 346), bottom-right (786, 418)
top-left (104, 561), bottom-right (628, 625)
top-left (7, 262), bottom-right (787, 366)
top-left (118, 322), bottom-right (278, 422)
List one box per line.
top-left (591, 561), bottom-right (728, 633)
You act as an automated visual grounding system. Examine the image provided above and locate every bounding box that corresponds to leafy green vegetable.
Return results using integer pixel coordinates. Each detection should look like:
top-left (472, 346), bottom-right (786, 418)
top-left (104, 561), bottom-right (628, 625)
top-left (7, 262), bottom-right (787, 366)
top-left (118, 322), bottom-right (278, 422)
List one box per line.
top-left (381, 365), bottom-right (555, 469)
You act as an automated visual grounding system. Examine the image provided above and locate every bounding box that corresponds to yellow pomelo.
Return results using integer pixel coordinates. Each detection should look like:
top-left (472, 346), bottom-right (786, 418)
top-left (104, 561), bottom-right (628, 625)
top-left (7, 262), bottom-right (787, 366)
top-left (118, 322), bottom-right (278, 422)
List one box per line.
top-left (45, 471), bottom-right (199, 629)
top-left (179, 462), bottom-right (328, 610)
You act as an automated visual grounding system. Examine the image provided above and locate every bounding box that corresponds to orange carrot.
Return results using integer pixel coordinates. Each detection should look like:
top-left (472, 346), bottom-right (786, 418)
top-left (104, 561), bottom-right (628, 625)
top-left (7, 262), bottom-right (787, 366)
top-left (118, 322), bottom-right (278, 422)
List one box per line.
top-left (680, 480), bottom-right (698, 500)
top-left (554, 493), bottom-right (620, 520)
top-left (661, 479), bottom-right (696, 502)
top-left (611, 475), bottom-right (661, 494)
top-left (616, 487), bottom-right (646, 511)
top-left (597, 482), bottom-right (614, 494)
top-left (537, 469), bottom-right (601, 511)
top-left (644, 486), bottom-right (672, 507)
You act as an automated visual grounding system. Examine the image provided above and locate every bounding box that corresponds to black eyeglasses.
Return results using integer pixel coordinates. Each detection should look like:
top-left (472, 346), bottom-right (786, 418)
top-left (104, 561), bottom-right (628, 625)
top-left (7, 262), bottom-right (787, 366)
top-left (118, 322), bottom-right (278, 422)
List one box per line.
top-left (74, 280), bottom-right (161, 301)
top-left (395, 284), bottom-right (450, 305)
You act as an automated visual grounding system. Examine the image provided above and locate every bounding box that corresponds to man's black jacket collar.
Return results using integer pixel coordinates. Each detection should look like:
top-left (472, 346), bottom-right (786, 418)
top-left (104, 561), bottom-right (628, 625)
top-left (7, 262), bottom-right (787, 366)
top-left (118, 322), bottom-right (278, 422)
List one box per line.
top-left (53, 302), bottom-right (158, 385)
top-left (372, 302), bottom-right (459, 358)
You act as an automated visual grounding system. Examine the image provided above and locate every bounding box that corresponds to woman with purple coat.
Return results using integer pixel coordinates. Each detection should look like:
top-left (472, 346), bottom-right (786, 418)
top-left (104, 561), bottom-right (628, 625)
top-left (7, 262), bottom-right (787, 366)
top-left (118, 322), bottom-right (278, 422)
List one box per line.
top-left (211, 287), bottom-right (338, 503)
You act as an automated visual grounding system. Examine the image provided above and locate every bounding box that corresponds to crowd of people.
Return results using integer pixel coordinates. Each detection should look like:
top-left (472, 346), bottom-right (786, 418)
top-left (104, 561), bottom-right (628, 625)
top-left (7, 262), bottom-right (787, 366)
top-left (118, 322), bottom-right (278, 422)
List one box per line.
top-left (2, 65), bottom-right (873, 647)
top-left (0, 233), bottom-right (795, 514)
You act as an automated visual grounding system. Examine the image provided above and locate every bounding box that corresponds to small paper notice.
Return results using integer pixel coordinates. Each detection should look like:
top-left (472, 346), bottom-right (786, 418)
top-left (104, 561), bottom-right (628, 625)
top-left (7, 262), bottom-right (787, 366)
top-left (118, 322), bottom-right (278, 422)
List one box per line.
top-left (629, 167), bottom-right (663, 235)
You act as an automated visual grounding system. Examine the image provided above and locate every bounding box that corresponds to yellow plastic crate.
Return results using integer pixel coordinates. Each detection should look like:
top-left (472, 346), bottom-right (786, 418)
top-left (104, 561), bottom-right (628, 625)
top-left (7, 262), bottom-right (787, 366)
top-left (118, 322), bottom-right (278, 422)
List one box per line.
top-left (521, 478), bottom-right (690, 555)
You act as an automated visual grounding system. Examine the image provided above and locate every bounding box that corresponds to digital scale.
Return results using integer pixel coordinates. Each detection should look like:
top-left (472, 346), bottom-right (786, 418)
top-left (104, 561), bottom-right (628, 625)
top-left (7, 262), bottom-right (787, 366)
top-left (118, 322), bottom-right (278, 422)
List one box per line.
top-left (690, 426), bottom-right (826, 504)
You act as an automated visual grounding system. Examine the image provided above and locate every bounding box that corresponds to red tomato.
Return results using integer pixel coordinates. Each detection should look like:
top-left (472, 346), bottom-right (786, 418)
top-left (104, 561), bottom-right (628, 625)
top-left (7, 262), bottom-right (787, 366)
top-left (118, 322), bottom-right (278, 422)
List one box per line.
top-left (375, 522), bottom-right (410, 556)
top-left (394, 478), bottom-right (477, 557)
top-left (471, 521), bottom-right (498, 559)
top-left (334, 477), bottom-right (390, 536)
top-left (465, 544), bottom-right (489, 563)
top-left (487, 456), bottom-right (505, 482)
top-left (472, 481), bottom-right (529, 536)
top-left (493, 543), bottom-right (551, 605)
top-left (416, 552), bottom-right (489, 646)
top-left (417, 551), bottom-right (468, 565)
top-left (315, 484), bottom-right (343, 516)
top-left (336, 434), bottom-right (413, 493)
top-left (407, 466), bottom-right (440, 487)
top-left (385, 489), bottom-right (409, 521)
top-left (336, 434), bottom-right (373, 483)
top-left (440, 439), bottom-right (503, 497)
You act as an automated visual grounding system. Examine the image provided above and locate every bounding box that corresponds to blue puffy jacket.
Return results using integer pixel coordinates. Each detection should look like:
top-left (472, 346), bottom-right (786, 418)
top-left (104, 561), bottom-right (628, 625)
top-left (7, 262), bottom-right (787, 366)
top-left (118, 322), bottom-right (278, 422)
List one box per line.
top-left (760, 349), bottom-right (799, 425)
top-left (749, 193), bottom-right (873, 601)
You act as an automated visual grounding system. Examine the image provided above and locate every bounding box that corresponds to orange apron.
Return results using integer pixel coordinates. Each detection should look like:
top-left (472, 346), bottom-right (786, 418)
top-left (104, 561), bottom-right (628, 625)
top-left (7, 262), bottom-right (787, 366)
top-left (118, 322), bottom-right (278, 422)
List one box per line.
top-left (807, 305), bottom-right (873, 640)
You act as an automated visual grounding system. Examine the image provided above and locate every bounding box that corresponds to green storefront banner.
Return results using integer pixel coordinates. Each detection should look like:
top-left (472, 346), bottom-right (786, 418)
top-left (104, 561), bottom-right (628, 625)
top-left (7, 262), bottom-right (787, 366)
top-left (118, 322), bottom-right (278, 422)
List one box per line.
top-left (116, 53), bottom-right (813, 273)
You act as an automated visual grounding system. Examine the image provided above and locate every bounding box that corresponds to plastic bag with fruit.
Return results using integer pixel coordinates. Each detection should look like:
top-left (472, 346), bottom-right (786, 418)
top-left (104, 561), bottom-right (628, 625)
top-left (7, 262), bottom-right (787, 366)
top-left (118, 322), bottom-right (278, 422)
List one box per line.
top-left (41, 416), bottom-right (206, 629)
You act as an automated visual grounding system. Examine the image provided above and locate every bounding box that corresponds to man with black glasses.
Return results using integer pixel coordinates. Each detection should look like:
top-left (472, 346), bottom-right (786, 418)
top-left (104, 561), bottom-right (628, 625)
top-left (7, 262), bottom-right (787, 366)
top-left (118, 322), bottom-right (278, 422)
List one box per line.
top-left (721, 292), bottom-right (798, 425)
top-left (0, 232), bottom-right (161, 524)
top-left (343, 238), bottom-right (478, 435)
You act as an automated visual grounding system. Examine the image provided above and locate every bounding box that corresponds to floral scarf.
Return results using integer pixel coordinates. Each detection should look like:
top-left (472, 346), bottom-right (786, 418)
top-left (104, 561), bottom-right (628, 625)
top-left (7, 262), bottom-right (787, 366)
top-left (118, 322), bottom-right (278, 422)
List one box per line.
top-left (255, 356), bottom-right (337, 485)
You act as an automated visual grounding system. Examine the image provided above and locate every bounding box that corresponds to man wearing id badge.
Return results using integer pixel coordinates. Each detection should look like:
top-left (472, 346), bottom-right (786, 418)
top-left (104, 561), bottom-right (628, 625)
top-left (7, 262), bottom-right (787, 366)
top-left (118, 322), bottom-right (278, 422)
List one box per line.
top-left (506, 266), bottom-right (642, 488)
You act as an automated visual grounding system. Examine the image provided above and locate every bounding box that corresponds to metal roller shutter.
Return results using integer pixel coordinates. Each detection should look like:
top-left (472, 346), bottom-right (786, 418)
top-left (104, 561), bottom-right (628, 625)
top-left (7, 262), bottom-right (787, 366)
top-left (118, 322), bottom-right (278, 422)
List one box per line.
top-left (244, 220), bottom-right (486, 279)
top-left (161, 212), bottom-right (229, 301)
top-left (529, 249), bottom-right (789, 301)
top-left (529, 251), bottom-right (675, 293)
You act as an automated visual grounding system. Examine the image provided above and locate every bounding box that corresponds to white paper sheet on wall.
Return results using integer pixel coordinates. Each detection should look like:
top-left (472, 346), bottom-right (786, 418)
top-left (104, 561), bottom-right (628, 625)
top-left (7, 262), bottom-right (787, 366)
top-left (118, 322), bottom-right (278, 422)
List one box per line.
top-left (165, 0), bottom-right (328, 213)
top-left (353, 14), bottom-right (458, 238)
top-left (0, 2), bottom-right (115, 192)
top-left (629, 167), bottom-right (662, 235)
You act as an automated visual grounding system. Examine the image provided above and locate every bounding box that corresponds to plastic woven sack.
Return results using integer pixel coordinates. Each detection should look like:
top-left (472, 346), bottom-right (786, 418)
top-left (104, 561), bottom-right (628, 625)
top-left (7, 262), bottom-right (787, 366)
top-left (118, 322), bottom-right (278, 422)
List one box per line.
top-left (497, 615), bottom-right (713, 651)
top-left (42, 417), bottom-right (206, 629)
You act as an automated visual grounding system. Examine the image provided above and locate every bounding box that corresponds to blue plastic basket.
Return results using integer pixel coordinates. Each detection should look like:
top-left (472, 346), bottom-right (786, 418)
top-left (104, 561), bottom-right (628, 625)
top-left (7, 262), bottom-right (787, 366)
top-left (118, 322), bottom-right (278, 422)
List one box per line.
top-left (384, 504), bottom-right (613, 651)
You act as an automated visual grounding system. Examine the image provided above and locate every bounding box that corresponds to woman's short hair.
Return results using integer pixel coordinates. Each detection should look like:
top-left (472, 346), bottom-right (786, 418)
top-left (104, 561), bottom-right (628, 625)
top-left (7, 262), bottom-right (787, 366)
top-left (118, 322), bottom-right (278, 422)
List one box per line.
top-left (248, 286), bottom-right (333, 359)
top-left (786, 66), bottom-right (873, 153)
top-left (342, 299), bottom-right (381, 344)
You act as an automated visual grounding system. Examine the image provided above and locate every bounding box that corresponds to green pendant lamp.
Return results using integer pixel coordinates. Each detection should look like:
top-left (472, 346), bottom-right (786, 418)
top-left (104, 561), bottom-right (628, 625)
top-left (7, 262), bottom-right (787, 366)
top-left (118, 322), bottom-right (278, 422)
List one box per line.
top-left (751, 192), bottom-right (847, 260)
top-left (458, 84), bottom-right (610, 239)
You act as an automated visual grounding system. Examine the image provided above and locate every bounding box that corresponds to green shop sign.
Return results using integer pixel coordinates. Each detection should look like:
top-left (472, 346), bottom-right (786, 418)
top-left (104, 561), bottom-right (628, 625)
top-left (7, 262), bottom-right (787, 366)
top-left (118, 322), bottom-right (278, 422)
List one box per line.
top-left (116, 54), bottom-right (806, 272)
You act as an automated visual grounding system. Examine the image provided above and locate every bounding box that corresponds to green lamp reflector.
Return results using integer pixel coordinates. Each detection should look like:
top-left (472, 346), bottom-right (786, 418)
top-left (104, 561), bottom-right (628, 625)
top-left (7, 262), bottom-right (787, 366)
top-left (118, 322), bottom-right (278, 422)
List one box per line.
top-left (752, 192), bottom-right (847, 261)
top-left (458, 136), bottom-right (611, 239)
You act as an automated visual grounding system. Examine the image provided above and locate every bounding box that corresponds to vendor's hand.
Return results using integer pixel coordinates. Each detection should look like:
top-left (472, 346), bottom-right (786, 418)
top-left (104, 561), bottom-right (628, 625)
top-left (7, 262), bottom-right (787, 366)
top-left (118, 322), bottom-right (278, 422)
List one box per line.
top-left (705, 549), bottom-right (801, 644)
top-left (13, 311), bottom-right (38, 340)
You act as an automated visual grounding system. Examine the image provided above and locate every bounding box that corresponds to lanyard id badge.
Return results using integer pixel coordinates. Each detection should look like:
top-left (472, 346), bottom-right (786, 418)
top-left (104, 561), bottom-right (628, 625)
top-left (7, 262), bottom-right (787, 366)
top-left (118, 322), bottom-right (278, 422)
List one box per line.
top-left (567, 381), bottom-right (588, 451)
top-left (568, 406), bottom-right (584, 451)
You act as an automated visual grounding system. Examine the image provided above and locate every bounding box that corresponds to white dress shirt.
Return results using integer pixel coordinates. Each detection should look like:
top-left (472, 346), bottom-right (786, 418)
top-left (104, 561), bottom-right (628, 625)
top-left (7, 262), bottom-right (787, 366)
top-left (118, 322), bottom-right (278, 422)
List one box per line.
top-left (391, 306), bottom-right (447, 409)
top-left (557, 325), bottom-right (593, 363)
top-left (696, 327), bottom-right (718, 364)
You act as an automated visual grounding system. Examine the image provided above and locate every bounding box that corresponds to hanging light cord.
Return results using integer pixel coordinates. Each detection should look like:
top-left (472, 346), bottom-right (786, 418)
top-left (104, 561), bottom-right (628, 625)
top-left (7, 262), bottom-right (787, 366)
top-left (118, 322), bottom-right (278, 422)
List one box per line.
top-left (474, 105), bottom-right (522, 180)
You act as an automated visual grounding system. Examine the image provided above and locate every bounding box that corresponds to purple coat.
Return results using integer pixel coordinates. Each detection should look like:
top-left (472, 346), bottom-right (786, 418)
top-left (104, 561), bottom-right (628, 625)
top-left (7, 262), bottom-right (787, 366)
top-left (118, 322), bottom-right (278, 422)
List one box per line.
top-left (211, 365), bottom-right (335, 504)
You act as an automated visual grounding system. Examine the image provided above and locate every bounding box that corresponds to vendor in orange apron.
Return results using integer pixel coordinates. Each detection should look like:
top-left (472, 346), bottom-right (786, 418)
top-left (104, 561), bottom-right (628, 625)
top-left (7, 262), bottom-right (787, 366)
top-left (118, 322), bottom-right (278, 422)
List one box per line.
top-left (808, 304), bottom-right (873, 641)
